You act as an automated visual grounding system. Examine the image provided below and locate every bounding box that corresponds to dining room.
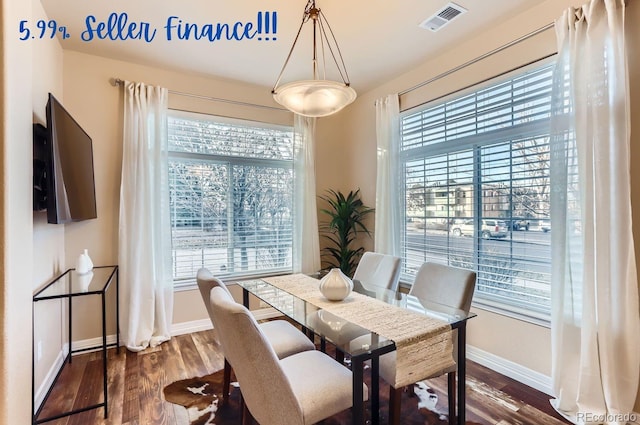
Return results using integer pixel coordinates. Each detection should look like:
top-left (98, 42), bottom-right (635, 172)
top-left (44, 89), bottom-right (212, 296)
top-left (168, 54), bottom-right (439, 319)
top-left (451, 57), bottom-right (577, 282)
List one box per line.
top-left (5, 0), bottom-right (640, 424)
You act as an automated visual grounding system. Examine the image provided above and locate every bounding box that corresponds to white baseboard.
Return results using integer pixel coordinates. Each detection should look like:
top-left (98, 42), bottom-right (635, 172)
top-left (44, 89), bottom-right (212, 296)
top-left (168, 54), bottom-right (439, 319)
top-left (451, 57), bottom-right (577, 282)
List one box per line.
top-left (171, 319), bottom-right (212, 336)
top-left (69, 308), bottom-right (281, 352)
top-left (34, 345), bottom-right (68, 412)
top-left (169, 308), bottom-right (282, 335)
top-left (70, 334), bottom-right (119, 352)
top-left (467, 345), bottom-right (552, 395)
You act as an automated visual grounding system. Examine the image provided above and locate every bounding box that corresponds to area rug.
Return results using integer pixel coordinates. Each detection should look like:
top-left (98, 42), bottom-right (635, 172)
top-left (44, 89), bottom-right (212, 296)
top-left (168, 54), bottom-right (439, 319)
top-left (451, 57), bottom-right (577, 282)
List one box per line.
top-left (164, 368), bottom-right (483, 425)
top-left (163, 370), bottom-right (242, 425)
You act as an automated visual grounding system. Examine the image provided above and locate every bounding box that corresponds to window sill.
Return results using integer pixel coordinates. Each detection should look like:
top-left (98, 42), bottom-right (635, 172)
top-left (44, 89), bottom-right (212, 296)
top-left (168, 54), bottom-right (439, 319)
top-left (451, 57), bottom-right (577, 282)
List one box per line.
top-left (471, 298), bottom-right (550, 328)
top-left (174, 269), bottom-right (293, 292)
top-left (398, 281), bottom-right (551, 328)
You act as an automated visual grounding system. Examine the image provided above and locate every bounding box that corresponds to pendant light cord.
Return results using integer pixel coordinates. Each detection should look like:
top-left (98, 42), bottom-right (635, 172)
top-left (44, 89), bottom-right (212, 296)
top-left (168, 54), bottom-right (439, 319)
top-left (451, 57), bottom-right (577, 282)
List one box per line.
top-left (271, 0), bottom-right (352, 93)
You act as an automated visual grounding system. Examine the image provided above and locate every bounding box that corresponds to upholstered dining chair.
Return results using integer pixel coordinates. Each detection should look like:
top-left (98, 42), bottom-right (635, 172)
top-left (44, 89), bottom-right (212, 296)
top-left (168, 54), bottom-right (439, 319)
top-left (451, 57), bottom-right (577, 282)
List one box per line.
top-left (209, 286), bottom-right (368, 425)
top-left (196, 268), bottom-right (315, 402)
top-left (379, 262), bottom-right (476, 425)
top-left (353, 252), bottom-right (402, 292)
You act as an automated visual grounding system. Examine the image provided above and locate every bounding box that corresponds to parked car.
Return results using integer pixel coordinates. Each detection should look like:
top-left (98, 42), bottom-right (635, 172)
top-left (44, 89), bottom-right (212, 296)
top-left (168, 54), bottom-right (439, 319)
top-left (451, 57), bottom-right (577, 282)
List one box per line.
top-left (540, 220), bottom-right (551, 232)
top-left (509, 219), bottom-right (530, 231)
top-left (450, 219), bottom-right (508, 239)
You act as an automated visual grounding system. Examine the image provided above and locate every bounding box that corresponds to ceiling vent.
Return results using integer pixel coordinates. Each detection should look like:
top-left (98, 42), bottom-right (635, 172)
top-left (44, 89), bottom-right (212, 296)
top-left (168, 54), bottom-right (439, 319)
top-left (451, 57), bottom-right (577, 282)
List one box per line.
top-left (419, 2), bottom-right (467, 32)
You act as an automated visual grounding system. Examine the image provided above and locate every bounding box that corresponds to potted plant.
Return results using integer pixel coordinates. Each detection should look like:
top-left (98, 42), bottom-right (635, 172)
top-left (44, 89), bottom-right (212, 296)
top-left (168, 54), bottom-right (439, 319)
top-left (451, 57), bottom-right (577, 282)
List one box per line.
top-left (319, 189), bottom-right (374, 276)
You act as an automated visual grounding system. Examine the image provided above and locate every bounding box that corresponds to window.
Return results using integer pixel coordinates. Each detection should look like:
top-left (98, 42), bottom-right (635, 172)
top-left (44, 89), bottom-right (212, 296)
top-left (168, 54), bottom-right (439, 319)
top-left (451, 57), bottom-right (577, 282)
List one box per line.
top-left (400, 62), bottom-right (554, 320)
top-left (168, 111), bottom-right (294, 287)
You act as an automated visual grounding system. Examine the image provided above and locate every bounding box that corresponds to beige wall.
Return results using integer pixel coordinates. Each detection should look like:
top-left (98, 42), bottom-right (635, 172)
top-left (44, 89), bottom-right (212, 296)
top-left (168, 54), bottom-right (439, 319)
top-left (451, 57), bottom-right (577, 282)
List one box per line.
top-left (30, 0), bottom-right (67, 402)
top-left (316, 0), bottom-right (640, 410)
top-left (1, 0), bottom-right (35, 423)
top-left (61, 51), bottom-right (293, 339)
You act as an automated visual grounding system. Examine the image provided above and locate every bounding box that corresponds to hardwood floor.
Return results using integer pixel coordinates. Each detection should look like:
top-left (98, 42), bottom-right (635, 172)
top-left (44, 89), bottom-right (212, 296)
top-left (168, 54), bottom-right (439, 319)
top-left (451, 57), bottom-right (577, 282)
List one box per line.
top-left (37, 328), bottom-right (571, 425)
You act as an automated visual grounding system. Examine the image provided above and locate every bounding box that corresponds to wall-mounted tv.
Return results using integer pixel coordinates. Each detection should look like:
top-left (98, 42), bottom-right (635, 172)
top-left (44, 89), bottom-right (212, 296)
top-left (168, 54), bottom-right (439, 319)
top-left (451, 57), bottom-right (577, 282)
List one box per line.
top-left (33, 93), bottom-right (97, 224)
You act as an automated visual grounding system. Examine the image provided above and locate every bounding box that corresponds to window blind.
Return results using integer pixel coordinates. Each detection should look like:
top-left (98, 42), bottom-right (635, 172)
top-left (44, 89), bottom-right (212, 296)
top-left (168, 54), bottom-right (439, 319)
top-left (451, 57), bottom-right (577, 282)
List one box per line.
top-left (168, 112), bottom-right (294, 287)
top-left (400, 62), bottom-right (554, 318)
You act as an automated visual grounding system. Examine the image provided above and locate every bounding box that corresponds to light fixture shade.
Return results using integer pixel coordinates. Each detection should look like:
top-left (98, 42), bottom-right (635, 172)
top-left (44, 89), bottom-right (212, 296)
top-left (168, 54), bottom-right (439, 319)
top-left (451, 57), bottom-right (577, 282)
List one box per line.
top-left (273, 80), bottom-right (357, 118)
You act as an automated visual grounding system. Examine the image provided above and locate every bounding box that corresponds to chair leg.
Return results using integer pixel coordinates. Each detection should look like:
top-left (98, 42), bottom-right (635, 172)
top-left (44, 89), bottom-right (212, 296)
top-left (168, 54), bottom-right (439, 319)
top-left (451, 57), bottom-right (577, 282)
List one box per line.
top-left (223, 358), bottom-right (232, 402)
top-left (447, 372), bottom-right (456, 425)
top-left (389, 385), bottom-right (402, 425)
top-left (241, 394), bottom-right (254, 425)
top-left (408, 383), bottom-right (415, 397)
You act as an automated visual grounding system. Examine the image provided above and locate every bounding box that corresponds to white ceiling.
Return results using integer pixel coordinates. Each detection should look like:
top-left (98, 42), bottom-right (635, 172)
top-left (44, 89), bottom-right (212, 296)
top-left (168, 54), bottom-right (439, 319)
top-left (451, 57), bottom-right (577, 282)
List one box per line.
top-left (41, 0), bottom-right (544, 93)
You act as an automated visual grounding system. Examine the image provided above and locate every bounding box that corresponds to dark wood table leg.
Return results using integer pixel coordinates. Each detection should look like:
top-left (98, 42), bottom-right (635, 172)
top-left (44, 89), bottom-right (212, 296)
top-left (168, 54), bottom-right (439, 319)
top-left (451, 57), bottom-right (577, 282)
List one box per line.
top-left (371, 354), bottom-right (380, 425)
top-left (242, 288), bottom-right (249, 308)
top-left (352, 355), bottom-right (364, 425)
top-left (457, 324), bottom-right (467, 425)
top-left (223, 359), bottom-right (232, 402)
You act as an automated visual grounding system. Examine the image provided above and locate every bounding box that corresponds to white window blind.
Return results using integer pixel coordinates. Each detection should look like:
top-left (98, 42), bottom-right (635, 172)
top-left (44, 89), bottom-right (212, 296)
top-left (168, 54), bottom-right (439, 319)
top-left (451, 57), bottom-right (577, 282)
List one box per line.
top-left (168, 111), bottom-right (294, 287)
top-left (400, 62), bottom-right (554, 319)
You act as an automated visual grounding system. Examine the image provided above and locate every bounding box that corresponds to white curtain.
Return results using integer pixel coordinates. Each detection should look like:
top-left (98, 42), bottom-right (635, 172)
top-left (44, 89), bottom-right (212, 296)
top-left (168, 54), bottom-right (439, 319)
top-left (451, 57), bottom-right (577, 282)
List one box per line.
top-left (550, 1), bottom-right (640, 423)
top-left (293, 114), bottom-right (321, 274)
top-left (374, 94), bottom-right (401, 256)
top-left (119, 82), bottom-right (174, 352)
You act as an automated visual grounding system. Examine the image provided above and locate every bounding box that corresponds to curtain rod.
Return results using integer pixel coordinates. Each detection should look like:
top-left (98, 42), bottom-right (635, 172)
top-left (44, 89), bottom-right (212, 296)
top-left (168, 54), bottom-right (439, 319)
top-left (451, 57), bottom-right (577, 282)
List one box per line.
top-left (109, 78), bottom-right (289, 112)
top-left (398, 22), bottom-right (555, 97)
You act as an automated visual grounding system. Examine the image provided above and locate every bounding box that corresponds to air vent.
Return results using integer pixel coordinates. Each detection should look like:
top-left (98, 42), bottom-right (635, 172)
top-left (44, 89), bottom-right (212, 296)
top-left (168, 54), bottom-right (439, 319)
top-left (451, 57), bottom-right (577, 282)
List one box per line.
top-left (419, 2), bottom-right (467, 32)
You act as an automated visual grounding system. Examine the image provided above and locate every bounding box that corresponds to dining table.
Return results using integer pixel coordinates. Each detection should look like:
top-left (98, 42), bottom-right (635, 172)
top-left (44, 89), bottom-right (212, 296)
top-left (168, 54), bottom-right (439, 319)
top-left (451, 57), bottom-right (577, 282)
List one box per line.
top-left (236, 274), bottom-right (476, 425)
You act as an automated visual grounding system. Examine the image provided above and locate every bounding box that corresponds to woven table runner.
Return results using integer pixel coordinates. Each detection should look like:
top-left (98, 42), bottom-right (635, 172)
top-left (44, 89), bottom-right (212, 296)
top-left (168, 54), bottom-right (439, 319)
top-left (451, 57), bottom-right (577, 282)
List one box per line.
top-left (263, 274), bottom-right (455, 388)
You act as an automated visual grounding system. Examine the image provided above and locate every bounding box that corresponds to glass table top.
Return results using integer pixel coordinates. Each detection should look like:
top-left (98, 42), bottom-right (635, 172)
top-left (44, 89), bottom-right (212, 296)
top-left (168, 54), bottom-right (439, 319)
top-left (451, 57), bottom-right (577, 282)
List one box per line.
top-left (34, 266), bottom-right (118, 300)
top-left (236, 277), bottom-right (476, 357)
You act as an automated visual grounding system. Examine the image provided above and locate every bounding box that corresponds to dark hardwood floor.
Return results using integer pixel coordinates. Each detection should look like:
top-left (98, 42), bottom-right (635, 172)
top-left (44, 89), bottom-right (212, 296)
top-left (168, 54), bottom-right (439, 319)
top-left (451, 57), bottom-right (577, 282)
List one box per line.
top-left (37, 328), bottom-right (571, 425)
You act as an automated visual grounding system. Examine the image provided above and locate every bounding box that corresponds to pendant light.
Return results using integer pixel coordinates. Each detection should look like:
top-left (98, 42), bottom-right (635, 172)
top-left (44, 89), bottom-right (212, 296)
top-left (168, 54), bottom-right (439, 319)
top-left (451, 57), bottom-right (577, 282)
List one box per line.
top-left (272, 0), bottom-right (357, 117)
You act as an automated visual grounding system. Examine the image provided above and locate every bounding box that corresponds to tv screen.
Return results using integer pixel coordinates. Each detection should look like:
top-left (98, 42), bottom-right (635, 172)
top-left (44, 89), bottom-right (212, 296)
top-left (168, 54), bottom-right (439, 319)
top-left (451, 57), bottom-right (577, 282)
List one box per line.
top-left (44, 93), bottom-right (97, 224)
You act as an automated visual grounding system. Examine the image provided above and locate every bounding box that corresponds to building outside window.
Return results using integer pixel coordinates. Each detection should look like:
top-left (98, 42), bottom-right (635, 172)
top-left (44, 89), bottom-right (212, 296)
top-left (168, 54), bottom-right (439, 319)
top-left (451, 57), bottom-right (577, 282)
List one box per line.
top-left (400, 61), bottom-right (555, 321)
top-left (167, 111), bottom-right (294, 288)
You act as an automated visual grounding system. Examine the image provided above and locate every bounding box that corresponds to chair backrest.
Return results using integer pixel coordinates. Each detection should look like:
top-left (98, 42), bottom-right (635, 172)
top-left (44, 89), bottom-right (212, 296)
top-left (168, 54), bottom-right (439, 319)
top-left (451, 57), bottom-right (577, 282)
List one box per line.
top-left (209, 286), bottom-right (303, 425)
top-left (410, 263), bottom-right (476, 368)
top-left (409, 262), bottom-right (476, 313)
top-left (196, 268), bottom-right (231, 326)
top-left (353, 252), bottom-right (402, 292)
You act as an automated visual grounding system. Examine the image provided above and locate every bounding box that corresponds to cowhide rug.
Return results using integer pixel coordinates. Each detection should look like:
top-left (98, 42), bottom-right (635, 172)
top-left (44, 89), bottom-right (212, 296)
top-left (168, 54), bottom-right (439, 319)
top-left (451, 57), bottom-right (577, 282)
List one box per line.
top-left (163, 371), bottom-right (243, 425)
top-left (164, 368), bottom-right (483, 425)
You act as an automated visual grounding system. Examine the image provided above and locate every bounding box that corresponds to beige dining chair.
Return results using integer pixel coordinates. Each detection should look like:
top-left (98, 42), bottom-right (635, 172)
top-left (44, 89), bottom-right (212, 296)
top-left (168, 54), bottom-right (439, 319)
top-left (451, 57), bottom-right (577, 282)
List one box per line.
top-left (209, 285), bottom-right (368, 425)
top-left (196, 268), bottom-right (315, 402)
top-left (353, 252), bottom-right (402, 292)
top-left (379, 262), bottom-right (476, 425)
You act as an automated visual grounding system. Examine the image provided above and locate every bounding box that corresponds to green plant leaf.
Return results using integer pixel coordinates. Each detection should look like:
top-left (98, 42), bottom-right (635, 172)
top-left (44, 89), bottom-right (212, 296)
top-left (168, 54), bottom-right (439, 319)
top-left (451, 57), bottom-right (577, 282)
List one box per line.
top-left (319, 188), bottom-right (374, 275)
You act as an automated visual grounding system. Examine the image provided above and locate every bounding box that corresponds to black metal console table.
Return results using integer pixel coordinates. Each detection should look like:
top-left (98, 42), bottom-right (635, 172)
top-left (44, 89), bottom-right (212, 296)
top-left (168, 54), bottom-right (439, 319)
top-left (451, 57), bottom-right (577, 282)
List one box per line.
top-left (32, 265), bottom-right (119, 424)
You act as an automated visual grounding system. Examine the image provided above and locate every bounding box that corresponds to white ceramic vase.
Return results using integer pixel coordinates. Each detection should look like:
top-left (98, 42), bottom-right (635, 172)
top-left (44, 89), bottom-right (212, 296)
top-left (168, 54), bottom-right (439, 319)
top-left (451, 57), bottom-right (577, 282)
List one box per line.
top-left (319, 268), bottom-right (353, 301)
top-left (76, 249), bottom-right (94, 275)
top-left (76, 271), bottom-right (94, 292)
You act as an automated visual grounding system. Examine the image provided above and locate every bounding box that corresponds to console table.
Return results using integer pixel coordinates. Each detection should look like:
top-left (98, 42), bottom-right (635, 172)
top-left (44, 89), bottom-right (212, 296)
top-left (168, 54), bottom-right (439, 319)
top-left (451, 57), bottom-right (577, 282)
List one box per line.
top-left (32, 265), bottom-right (119, 424)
